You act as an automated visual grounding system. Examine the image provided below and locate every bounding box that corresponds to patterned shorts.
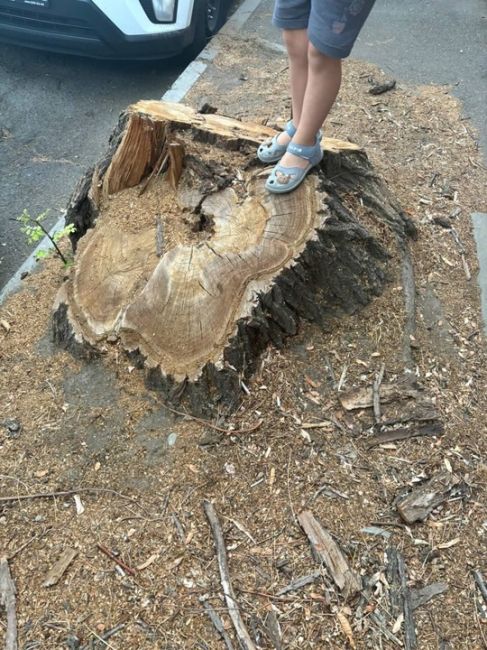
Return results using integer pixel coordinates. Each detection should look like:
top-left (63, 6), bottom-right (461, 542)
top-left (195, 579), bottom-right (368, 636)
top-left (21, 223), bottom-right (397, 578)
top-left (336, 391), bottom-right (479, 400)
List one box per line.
top-left (273, 0), bottom-right (376, 58)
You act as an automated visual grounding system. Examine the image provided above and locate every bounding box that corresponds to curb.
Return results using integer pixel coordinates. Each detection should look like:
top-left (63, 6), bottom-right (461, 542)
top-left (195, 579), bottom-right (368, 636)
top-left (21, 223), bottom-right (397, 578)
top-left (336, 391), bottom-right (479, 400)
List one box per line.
top-left (0, 0), bottom-right (262, 306)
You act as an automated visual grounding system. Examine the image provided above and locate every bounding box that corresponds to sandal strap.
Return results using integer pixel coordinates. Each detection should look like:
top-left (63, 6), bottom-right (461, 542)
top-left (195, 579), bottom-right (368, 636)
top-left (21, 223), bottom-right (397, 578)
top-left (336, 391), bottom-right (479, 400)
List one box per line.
top-left (285, 120), bottom-right (297, 137)
top-left (287, 141), bottom-right (321, 161)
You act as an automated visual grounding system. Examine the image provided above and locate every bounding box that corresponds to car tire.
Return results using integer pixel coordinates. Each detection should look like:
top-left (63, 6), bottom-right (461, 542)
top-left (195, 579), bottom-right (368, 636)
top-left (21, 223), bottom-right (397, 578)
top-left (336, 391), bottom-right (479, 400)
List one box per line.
top-left (205, 0), bottom-right (229, 36)
top-left (185, 0), bottom-right (229, 58)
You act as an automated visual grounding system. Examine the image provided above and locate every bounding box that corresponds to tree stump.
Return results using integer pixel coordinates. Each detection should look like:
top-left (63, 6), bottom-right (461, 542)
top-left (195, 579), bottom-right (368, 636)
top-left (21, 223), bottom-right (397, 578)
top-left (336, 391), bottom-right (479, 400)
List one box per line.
top-left (53, 100), bottom-right (416, 416)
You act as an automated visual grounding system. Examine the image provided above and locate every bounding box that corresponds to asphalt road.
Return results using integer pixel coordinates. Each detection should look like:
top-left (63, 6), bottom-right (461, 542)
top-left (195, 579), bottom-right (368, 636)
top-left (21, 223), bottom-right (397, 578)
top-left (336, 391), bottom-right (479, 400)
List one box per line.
top-left (353, 0), bottom-right (487, 155)
top-left (0, 44), bottom-right (184, 290)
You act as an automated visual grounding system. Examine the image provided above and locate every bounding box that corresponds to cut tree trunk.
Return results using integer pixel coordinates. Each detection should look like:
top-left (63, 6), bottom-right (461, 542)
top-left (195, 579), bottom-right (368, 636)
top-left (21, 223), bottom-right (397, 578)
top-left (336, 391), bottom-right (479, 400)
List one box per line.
top-left (53, 100), bottom-right (416, 416)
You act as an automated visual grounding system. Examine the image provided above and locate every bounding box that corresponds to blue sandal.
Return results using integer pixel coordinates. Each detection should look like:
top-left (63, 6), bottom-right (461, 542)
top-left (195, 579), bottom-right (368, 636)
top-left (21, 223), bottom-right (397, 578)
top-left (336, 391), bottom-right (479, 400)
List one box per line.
top-left (257, 120), bottom-right (296, 164)
top-left (265, 140), bottom-right (323, 194)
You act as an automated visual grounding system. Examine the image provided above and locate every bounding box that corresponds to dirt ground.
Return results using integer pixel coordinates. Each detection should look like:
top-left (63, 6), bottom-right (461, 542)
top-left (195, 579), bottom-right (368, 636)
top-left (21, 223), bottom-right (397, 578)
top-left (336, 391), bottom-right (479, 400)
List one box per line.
top-left (1, 34), bottom-right (487, 650)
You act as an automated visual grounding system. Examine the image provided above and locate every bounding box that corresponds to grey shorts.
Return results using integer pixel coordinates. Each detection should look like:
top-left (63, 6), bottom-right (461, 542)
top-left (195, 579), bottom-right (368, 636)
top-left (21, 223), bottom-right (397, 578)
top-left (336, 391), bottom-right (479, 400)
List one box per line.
top-left (273, 0), bottom-right (376, 58)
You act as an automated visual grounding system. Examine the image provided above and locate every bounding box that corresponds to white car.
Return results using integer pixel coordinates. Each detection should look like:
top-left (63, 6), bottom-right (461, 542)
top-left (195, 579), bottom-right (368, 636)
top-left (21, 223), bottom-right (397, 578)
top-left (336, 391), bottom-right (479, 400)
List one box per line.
top-left (0, 0), bottom-right (230, 59)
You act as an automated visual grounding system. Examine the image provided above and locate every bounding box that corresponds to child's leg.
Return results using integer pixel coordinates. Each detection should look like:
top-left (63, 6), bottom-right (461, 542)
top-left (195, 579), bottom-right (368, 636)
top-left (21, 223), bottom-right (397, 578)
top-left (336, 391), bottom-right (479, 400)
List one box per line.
top-left (282, 28), bottom-right (309, 127)
top-left (271, 0), bottom-right (312, 145)
top-left (294, 46), bottom-right (341, 145)
top-left (278, 0), bottom-right (375, 172)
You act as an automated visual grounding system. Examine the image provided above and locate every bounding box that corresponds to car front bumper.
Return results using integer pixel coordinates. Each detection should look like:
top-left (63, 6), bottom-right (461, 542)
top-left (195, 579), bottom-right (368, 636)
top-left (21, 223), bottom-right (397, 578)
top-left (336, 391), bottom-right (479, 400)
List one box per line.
top-left (0, 0), bottom-right (197, 59)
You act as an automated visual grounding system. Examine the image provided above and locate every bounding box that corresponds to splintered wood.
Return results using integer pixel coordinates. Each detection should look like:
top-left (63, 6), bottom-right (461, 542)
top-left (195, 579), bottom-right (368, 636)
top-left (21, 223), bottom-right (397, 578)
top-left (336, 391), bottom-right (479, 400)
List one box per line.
top-left (42, 548), bottom-right (78, 587)
top-left (297, 510), bottom-right (361, 600)
top-left (396, 470), bottom-right (460, 524)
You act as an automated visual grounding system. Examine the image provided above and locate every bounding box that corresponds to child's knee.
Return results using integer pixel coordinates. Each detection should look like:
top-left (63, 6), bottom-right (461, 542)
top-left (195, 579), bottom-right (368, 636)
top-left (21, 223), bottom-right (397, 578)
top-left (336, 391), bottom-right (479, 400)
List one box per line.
top-left (282, 29), bottom-right (308, 60)
top-left (307, 41), bottom-right (341, 66)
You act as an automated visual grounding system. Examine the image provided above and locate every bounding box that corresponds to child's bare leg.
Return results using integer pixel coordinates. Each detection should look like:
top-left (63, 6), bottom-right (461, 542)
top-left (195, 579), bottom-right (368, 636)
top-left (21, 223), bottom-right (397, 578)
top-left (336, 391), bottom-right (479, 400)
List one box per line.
top-left (276, 28), bottom-right (309, 146)
top-left (280, 44), bottom-right (342, 167)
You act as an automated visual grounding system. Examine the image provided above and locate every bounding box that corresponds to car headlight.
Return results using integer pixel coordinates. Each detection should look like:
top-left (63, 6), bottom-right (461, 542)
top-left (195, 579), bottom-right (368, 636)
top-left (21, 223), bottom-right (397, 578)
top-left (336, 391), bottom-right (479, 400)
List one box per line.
top-left (152, 0), bottom-right (177, 22)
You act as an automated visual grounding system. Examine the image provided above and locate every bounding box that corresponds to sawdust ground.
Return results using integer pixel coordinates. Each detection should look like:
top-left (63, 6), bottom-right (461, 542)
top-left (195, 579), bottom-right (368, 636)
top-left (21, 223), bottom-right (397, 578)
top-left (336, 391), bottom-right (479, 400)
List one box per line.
top-left (1, 36), bottom-right (487, 650)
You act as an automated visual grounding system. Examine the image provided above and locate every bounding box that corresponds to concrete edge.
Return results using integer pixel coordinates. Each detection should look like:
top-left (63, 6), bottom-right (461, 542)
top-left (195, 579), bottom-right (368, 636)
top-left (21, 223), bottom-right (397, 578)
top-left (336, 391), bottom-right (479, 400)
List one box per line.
top-left (0, 0), bottom-right (261, 307)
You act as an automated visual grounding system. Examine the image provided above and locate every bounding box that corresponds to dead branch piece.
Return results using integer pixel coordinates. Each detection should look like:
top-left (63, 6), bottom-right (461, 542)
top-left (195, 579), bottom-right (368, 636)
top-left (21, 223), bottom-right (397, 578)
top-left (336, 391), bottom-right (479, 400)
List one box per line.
top-left (396, 470), bottom-right (460, 524)
top-left (0, 486), bottom-right (137, 505)
top-left (387, 547), bottom-right (417, 649)
top-left (473, 570), bottom-right (487, 605)
top-left (367, 421), bottom-right (444, 448)
top-left (401, 246), bottom-right (417, 368)
top-left (410, 582), bottom-right (448, 610)
top-left (373, 362), bottom-right (386, 424)
top-left (162, 402), bottom-right (263, 435)
top-left (339, 379), bottom-right (422, 411)
top-left (369, 612), bottom-right (403, 646)
top-left (263, 611), bottom-right (282, 650)
top-left (0, 556), bottom-right (18, 650)
top-left (276, 571), bottom-right (321, 596)
top-left (398, 552), bottom-right (417, 650)
top-left (79, 623), bottom-right (126, 650)
top-left (203, 501), bottom-right (256, 650)
top-left (43, 548), bottom-right (78, 587)
top-left (97, 543), bottom-right (137, 576)
top-left (199, 598), bottom-right (235, 650)
top-left (297, 510), bottom-right (361, 600)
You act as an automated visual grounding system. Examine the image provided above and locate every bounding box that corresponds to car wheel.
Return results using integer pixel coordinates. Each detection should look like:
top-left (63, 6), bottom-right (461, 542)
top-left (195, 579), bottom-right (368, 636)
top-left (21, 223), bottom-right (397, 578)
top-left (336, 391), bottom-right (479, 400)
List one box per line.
top-left (185, 0), bottom-right (229, 58)
top-left (205, 0), bottom-right (228, 36)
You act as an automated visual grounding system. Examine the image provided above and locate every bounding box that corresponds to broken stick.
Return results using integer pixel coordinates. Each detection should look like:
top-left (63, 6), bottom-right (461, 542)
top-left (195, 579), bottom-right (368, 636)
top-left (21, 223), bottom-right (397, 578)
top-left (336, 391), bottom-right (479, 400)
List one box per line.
top-left (297, 510), bottom-right (361, 600)
top-left (97, 543), bottom-right (137, 576)
top-left (398, 552), bottom-right (417, 650)
top-left (373, 362), bottom-right (386, 425)
top-left (203, 501), bottom-right (256, 650)
top-left (200, 597), bottom-right (235, 650)
top-left (473, 570), bottom-right (487, 605)
top-left (0, 556), bottom-right (18, 650)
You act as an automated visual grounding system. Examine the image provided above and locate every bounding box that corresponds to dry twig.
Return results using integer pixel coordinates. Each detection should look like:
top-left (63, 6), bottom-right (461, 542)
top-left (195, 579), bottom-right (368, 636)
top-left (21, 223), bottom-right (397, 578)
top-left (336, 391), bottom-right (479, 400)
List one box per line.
top-left (97, 544), bottom-right (137, 577)
top-left (203, 500), bottom-right (256, 650)
top-left (200, 597), bottom-right (235, 650)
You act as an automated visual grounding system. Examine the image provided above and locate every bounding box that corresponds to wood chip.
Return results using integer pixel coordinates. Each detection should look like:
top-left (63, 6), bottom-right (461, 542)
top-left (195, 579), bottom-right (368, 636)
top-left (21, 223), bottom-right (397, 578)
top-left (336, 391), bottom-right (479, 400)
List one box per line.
top-left (337, 610), bottom-right (356, 648)
top-left (297, 510), bottom-right (361, 600)
top-left (42, 548), bottom-right (78, 587)
top-left (0, 319), bottom-right (11, 333)
top-left (136, 554), bottom-right (158, 571)
top-left (360, 526), bottom-right (392, 539)
top-left (396, 470), bottom-right (460, 524)
top-left (436, 538), bottom-right (460, 550)
top-left (73, 494), bottom-right (85, 515)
